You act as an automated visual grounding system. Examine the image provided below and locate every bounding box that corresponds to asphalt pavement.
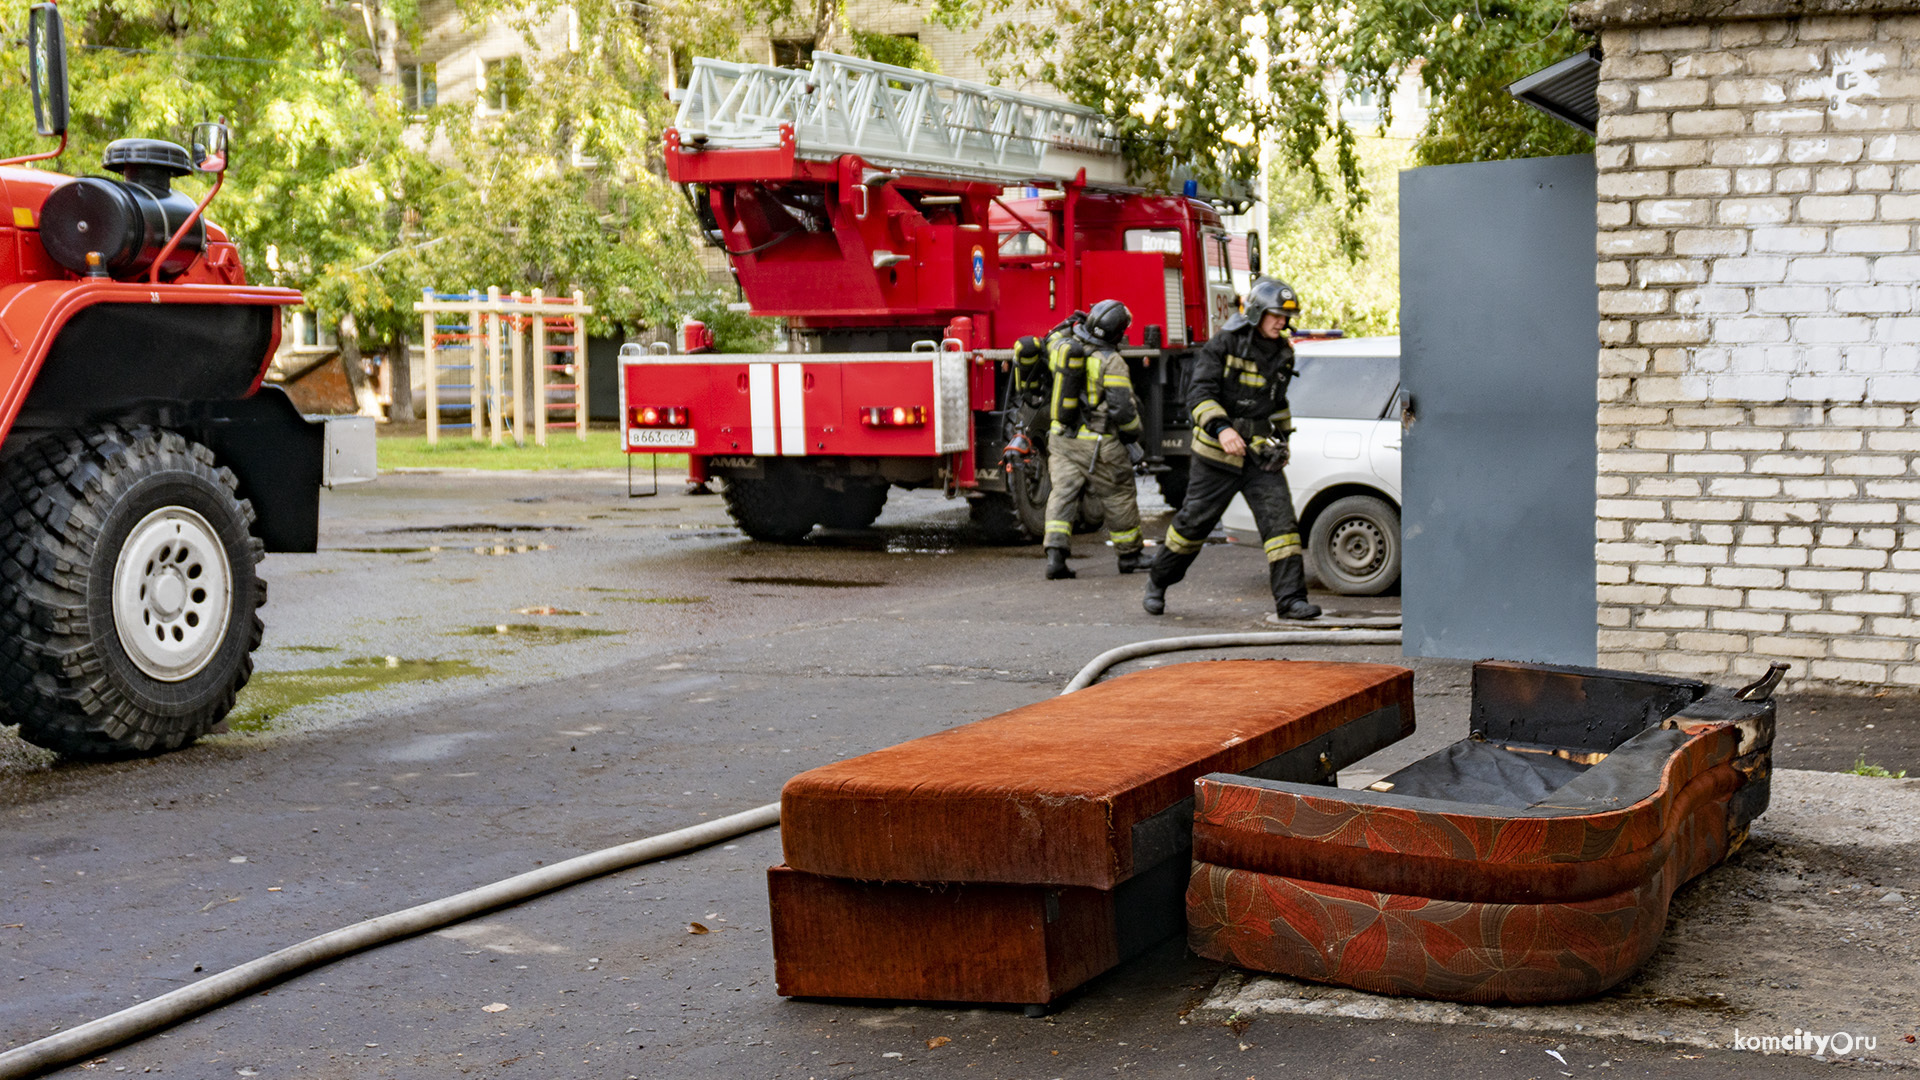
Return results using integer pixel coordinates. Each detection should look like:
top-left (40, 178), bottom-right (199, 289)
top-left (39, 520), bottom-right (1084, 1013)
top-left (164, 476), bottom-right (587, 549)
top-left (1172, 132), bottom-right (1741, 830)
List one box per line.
top-left (0, 470), bottom-right (1899, 1077)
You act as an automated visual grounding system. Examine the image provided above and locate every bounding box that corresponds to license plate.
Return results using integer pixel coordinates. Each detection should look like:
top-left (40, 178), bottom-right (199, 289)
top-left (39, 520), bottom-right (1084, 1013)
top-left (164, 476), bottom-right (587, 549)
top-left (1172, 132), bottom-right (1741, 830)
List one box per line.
top-left (627, 427), bottom-right (696, 448)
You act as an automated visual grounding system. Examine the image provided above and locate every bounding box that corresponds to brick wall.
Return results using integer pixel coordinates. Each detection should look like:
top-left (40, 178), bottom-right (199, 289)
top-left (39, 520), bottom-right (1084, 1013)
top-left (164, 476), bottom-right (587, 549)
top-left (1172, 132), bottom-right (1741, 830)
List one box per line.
top-left (1585, 9), bottom-right (1920, 690)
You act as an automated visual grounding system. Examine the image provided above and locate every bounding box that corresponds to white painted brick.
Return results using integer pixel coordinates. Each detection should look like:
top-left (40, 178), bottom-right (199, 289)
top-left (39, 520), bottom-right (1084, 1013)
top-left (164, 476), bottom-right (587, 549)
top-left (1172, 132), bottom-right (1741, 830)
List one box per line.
top-left (1714, 319), bottom-right (1791, 344)
top-left (1670, 406), bottom-right (1751, 426)
top-left (1709, 374), bottom-right (1792, 400)
top-left (1750, 226), bottom-right (1826, 254)
top-left (1637, 564), bottom-right (1709, 586)
top-left (1599, 405), bottom-right (1670, 425)
top-left (1751, 502), bottom-right (1821, 523)
top-left (1598, 519), bottom-right (1628, 541)
top-left (1754, 286), bottom-right (1830, 314)
top-left (1597, 201), bottom-right (1632, 228)
top-left (1673, 543), bottom-right (1733, 564)
top-left (1753, 634), bottom-right (1832, 657)
top-left (1597, 261), bottom-right (1631, 287)
top-left (1597, 171), bottom-right (1670, 199)
top-left (1634, 141), bottom-right (1709, 169)
top-left (1707, 432), bottom-right (1783, 452)
top-left (1674, 288), bottom-right (1749, 315)
top-left (1675, 631), bottom-right (1750, 652)
top-left (1812, 166), bottom-right (1855, 194)
top-left (1786, 429), bottom-right (1862, 451)
top-left (1747, 587), bottom-right (1822, 608)
top-left (1873, 616), bottom-right (1920, 635)
top-left (1789, 256), bottom-right (1872, 283)
top-left (1863, 480), bottom-right (1920, 499)
top-left (1599, 629), bottom-right (1672, 650)
top-left (1818, 527), bottom-right (1856, 547)
top-left (1597, 565), bottom-right (1632, 586)
top-left (1827, 405), bottom-right (1907, 425)
top-left (1787, 137), bottom-right (1866, 164)
top-left (1747, 453), bottom-right (1824, 475)
top-left (1857, 164), bottom-right (1895, 191)
top-left (1752, 405), bottom-right (1824, 426)
top-left (1883, 194), bottom-right (1920, 221)
top-left (1713, 609), bottom-right (1786, 632)
top-left (1636, 259), bottom-right (1708, 285)
top-left (1869, 570), bottom-right (1920, 591)
top-left (1601, 114), bottom-right (1672, 141)
top-left (1598, 231), bottom-right (1669, 257)
top-left (1597, 498), bottom-right (1668, 520)
top-left (1775, 167), bottom-right (1812, 193)
top-left (1783, 478), bottom-right (1859, 499)
top-left (1789, 568), bottom-right (1867, 590)
top-left (1790, 321), bottom-right (1873, 347)
top-left (1600, 289), bottom-right (1671, 315)
top-left (1675, 168), bottom-right (1733, 196)
top-left (1867, 132), bottom-right (1920, 161)
top-left (1638, 319), bottom-right (1712, 344)
top-left (1809, 659), bottom-right (1888, 683)
top-left (1673, 229), bottom-right (1750, 256)
top-left (1709, 252), bottom-right (1787, 281)
top-left (1700, 525), bottom-right (1736, 544)
top-left (1638, 25), bottom-right (1711, 50)
top-left (1833, 590), bottom-right (1903, 610)
top-left (1744, 45), bottom-right (1823, 73)
top-left (1639, 608), bottom-right (1708, 630)
top-left (1632, 521), bottom-right (1696, 541)
top-left (1826, 501), bottom-right (1899, 523)
top-left (1631, 429), bottom-right (1706, 451)
top-left (1740, 524), bottom-right (1777, 545)
top-left (1868, 430), bottom-right (1920, 451)
top-left (1754, 108), bottom-right (1829, 134)
top-left (1735, 545), bottom-right (1810, 566)
top-left (1857, 527), bottom-right (1897, 548)
top-left (1833, 454), bottom-right (1909, 475)
top-left (1872, 255), bottom-right (1920, 280)
top-left (1832, 637), bottom-right (1911, 661)
top-left (1656, 652), bottom-right (1731, 675)
top-left (1867, 376), bottom-right (1920, 401)
top-left (1599, 584), bottom-right (1669, 605)
top-left (1733, 168), bottom-right (1773, 194)
top-left (1894, 665), bottom-right (1920, 686)
top-left (1674, 110), bottom-right (1748, 137)
top-left (1835, 286), bottom-right (1914, 313)
top-left (1790, 613), bottom-right (1866, 635)
top-left (1711, 566), bottom-right (1785, 588)
top-left (1832, 224), bottom-right (1911, 252)
top-left (1597, 451), bottom-right (1670, 473)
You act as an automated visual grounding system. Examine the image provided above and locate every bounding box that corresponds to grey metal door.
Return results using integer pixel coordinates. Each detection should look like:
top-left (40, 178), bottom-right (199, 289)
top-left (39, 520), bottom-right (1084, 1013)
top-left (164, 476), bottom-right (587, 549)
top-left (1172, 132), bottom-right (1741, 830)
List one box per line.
top-left (1399, 154), bottom-right (1598, 665)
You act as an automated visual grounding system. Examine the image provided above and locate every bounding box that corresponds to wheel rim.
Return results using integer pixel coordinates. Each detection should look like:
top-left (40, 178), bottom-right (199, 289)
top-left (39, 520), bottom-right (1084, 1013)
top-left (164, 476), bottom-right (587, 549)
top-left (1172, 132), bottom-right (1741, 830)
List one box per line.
top-left (1327, 515), bottom-right (1388, 582)
top-left (112, 507), bottom-right (233, 682)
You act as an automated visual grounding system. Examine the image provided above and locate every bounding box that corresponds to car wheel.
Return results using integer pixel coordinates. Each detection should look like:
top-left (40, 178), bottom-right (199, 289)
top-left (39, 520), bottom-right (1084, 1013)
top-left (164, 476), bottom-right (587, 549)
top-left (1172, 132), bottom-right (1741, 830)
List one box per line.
top-left (1308, 494), bottom-right (1400, 596)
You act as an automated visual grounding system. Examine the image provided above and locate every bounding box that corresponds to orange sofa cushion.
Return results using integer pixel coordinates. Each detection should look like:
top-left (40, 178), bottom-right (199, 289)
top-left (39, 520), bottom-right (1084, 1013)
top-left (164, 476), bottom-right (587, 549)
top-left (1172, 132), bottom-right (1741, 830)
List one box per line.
top-left (780, 660), bottom-right (1414, 890)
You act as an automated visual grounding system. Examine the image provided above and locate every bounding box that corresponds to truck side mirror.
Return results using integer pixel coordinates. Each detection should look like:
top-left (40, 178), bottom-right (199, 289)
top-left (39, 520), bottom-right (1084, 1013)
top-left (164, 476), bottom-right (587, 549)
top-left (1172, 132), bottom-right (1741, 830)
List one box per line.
top-left (1246, 231), bottom-right (1262, 275)
top-left (27, 3), bottom-right (69, 138)
top-left (192, 122), bottom-right (230, 173)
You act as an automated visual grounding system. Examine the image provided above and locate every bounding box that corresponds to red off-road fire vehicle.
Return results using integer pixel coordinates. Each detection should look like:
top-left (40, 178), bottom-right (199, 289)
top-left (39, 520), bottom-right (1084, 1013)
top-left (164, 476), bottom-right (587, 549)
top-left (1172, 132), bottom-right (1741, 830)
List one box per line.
top-left (622, 52), bottom-right (1256, 541)
top-left (0, 5), bottom-right (370, 756)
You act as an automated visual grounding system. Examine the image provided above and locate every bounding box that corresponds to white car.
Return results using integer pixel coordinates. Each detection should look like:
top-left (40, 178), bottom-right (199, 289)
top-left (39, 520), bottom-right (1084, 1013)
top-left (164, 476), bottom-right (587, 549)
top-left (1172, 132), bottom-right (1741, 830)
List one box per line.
top-left (1219, 336), bottom-right (1402, 595)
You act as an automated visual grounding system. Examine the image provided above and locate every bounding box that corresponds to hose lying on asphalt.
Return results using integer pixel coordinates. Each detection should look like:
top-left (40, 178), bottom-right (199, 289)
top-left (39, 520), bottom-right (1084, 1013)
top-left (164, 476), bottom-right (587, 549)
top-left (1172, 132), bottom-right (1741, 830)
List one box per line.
top-left (2, 622), bottom-right (1400, 1078)
top-left (1060, 619), bottom-right (1403, 694)
top-left (0, 802), bottom-right (782, 1080)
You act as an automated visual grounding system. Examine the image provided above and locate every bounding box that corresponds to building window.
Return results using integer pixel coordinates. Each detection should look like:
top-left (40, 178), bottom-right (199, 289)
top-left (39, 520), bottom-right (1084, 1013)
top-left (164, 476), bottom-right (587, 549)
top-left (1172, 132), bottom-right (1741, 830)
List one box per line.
top-left (772, 39), bottom-right (813, 69)
top-left (400, 62), bottom-right (436, 113)
top-left (482, 56), bottom-right (529, 112)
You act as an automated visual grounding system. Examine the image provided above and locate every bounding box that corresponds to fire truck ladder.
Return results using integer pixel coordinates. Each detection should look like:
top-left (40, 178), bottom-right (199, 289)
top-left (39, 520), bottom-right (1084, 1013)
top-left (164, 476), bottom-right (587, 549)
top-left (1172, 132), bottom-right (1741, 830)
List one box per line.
top-left (674, 52), bottom-right (1129, 186)
top-left (419, 289), bottom-right (485, 444)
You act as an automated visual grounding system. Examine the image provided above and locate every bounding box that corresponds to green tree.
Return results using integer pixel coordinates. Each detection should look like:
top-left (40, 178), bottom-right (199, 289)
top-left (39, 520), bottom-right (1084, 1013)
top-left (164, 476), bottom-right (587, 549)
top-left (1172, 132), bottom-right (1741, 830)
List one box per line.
top-left (1269, 136), bottom-right (1409, 337)
top-left (943, 0), bottom-right (1592, 253)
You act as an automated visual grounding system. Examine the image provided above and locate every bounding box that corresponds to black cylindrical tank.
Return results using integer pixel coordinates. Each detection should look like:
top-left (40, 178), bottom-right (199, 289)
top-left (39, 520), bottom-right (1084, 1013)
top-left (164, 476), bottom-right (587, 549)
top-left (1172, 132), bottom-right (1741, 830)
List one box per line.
top-left (38, 138), bottom-right (206, 280)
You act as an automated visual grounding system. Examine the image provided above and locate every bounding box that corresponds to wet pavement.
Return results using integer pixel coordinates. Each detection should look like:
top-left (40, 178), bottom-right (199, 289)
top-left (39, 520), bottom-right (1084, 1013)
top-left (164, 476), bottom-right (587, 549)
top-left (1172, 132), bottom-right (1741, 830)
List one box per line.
top-left (0, 470), bottom-right (1900, 1077)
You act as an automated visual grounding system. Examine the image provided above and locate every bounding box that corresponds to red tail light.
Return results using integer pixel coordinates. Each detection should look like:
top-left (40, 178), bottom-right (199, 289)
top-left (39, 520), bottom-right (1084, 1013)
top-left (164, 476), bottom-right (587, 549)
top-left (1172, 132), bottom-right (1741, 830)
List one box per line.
top-left (630, 405), bottom-right (689, 427)
top-left (859, 406), bottom-right (926, 428)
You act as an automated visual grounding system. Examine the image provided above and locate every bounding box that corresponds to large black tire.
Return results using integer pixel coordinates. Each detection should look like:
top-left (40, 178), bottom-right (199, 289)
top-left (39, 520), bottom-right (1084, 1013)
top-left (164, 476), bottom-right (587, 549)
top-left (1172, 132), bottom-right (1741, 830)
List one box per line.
top-left (722, 471), bottom-right (817, 543)
top-left (1155, 458), bottom-right (1190, 509)
top-left (0, 425), bottom-right (265, 757)
top-left (817, 482), bottom-right (889, 530)
top-left (1308, 494), bottom-right (1401, 596)
top-left (1007, 454), bottom-right (1048, 539)
top-left (969, 492), bottom-right (1034, 544)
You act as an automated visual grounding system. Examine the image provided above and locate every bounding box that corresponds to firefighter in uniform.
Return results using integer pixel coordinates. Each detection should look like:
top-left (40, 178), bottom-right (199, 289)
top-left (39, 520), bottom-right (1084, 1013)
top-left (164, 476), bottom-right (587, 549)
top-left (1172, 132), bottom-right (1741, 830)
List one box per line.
top-left (1143, 278), bottom-right (1321, 620)
top-left (1040, 299), bottom-right (1146, 580)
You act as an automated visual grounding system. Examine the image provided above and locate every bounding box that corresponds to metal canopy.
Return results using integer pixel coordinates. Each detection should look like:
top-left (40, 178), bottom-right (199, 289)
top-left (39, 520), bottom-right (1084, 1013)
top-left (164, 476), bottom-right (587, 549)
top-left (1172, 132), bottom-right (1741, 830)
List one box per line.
top-left (1507, 49), bottom-right (1602, 135)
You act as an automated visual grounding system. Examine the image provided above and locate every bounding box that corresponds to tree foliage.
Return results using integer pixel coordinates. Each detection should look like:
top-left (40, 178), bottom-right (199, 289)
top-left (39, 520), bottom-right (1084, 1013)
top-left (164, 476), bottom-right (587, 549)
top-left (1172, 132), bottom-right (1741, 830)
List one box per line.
top-left (1269, 136), bottom-right (1409, 337)
top-left (945, 0), bottom-right (1593, 254)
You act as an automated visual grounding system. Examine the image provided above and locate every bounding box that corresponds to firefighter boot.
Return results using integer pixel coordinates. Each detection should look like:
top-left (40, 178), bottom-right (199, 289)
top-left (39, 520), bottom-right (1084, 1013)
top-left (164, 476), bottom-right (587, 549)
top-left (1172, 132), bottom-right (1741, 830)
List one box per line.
top-left (1143, 577), bottom-right (1166, 615)
top-left (1272, 598), bottom-right (1322, 621)
top-left (1116, 549), bottom-right (1146, 575)
top-left (1046, 548), bottom-right (1077, 580)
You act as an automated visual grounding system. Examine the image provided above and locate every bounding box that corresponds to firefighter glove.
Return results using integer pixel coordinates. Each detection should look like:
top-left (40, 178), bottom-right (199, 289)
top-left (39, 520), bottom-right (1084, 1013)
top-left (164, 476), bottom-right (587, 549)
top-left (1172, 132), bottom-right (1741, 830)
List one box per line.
top-left (1252, 436), bottom-right (1289, 473)
top-left (1125, 440), bottom-right (1146, 471)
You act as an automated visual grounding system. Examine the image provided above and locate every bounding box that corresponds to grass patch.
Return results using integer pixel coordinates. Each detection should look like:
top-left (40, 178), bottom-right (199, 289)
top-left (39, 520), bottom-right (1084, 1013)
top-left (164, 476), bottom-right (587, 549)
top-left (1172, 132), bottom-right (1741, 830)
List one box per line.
top-left (229, 657), bottom-right (486, 732)
top-left (459, 624), bottom-right (624, 642)
top-left (378, 428), bottom-right (685, 471)
top-left (1847, 755), bottom-right (1909, 779)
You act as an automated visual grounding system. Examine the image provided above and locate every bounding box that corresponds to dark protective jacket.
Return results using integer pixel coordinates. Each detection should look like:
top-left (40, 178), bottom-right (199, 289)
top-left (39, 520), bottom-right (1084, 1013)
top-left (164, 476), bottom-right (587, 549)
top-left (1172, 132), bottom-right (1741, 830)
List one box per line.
top-left (1044, 326), bottom-right (1140, 441)
top-left (1186, 314), bottom-right (1294, 468)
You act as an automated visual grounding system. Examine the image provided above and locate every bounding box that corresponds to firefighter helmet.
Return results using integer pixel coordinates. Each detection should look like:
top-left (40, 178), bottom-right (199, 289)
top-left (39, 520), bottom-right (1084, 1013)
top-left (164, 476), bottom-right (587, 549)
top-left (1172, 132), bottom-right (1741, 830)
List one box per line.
top-left (1245, 278), bottom-right (1300, 324)
top-left (1075, 299), bottom-right (1132, 348)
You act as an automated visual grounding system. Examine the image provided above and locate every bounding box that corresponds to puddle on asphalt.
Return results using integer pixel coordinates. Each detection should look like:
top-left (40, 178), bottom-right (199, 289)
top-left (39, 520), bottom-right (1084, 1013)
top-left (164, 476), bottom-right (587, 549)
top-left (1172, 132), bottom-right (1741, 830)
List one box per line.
top-left (337, 547), bottom-right (431, 555)
top-left (727, 576), bottom-right (887, 589)
top-left (228, 657), bottom-right (487, 732)
top-left (381, 523), bottom-right (581, 534)
top-left (459, 624), bottom-right (624, 642)
top-left (612, 596), bottom-right (708, 604)
top-left (472, 543), bottom-right (554, 556)
top-left (514, 606), bottom-right (589, 616)
top-left (279, 644), bottom-right (341, 654)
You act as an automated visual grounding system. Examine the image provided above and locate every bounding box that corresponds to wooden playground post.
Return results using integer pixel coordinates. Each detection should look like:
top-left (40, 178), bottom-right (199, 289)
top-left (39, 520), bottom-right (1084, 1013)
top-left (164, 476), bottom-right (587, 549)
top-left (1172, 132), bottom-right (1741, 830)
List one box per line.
top-left (421, 289), bottom-right (438, 443)
top-left (485, 286), bottom-right (504, 447)
top-left (573, 290), bottom-right (588, 441)
top-left (531, 288), bottom-right (548, 448)
top-left (510, 291), bottom-right (528, 447)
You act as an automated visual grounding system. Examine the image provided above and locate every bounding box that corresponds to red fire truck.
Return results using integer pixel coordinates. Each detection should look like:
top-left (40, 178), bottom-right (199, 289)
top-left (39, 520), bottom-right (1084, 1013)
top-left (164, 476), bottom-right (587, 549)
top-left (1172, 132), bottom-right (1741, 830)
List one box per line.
top-left (623, 52), bottom-right (1256, 541)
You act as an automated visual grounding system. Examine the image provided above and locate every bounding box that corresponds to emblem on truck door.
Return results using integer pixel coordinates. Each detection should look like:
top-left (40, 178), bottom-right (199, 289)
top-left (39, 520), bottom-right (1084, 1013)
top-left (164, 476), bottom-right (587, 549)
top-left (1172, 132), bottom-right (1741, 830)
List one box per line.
top-left (971, 246), bottom-right (985, 290)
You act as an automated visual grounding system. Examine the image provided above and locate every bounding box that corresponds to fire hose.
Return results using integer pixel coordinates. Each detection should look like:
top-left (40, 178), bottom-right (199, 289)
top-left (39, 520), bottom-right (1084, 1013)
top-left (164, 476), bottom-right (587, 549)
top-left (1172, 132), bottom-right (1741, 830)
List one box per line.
top-left (0, 622), bottom-right (1400, 1078)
